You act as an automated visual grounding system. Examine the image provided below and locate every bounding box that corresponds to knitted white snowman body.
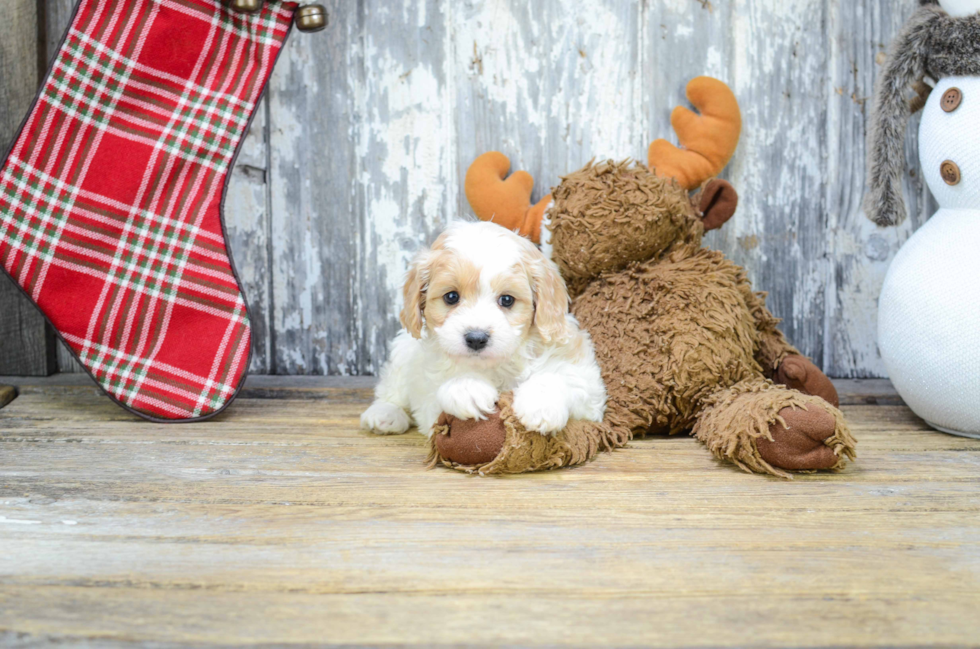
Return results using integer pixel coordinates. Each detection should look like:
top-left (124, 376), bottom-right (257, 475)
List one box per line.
top-left (878, 73), bottom-right (980, 436)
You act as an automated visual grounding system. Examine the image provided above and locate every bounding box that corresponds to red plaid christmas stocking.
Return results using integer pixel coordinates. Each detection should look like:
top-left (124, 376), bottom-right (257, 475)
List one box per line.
top-left (0, 0), bottom-right (299, 421)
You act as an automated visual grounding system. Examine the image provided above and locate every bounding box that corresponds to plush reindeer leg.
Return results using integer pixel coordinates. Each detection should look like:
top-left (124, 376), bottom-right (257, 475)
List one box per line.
top-left (692, 377), bottom-right (856, 479)
top-left (735, 281), bottom-right (840, 408)
top-left (429, 393), bottom-right (630, 475)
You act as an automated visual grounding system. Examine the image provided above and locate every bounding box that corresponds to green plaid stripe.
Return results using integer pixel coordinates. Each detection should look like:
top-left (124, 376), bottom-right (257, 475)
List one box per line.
top-left (86, 4), bottom-right (253, 407)
top-left (192, 298), bottom-right (250, 416)
top-left (1, 155), bottom-right (229, 247)
top-left (56, 30), bottom-right (253, 171)
top-left (0, 160), bottom-right (75, 285)
top-left (70, 28), bottom-right (253, 120)
top-left (63, 331), bottom-right (239, 412)
top-left (164, 0), bottom-right (290, 47)
top-left (0, 156), bottom-right (241, 306)
top-left (0, 0), bottom-right (295, 420)
top-left (99, 1), bottom-right (286, 410)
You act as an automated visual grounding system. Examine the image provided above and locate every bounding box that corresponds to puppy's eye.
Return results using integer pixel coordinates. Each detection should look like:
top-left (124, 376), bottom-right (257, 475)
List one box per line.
top-left (443, 291), bottom-right (459, 305)
top-left (498, 295), bottom-right (515, 308)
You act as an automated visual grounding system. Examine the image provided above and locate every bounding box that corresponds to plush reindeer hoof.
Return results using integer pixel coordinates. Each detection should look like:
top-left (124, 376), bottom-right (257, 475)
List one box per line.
top-left (225, 0), bottom-right (263, 14)
top-left (774, 355), bottom-right (839, 408)
top-left (296, 4), bottom-right (328, 32)
top-left (756, 406), bottom-right (839, 471)
top-left (433, 411), bottom-right (506, 466)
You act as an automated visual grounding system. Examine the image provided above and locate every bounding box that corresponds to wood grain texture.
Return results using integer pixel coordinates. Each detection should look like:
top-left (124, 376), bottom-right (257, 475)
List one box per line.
top-left (26, 0), bottom-right (931, 378)
top-left (266, 0), bottom-right (453, 375)
top-left (1, 381), bottom-right (979, 646)
top-left (40, 0), bottom-right (87, 375)
top-left (453, 0), bottom-right (642, 211)
top-left (0, 0), bottom-right (57, 377)
top-left (267, 0), bottom-right (928, 378)
top-left (823, 0), bottom-right (938, 377)
top-left (0, 384), bottom-right (16, 409)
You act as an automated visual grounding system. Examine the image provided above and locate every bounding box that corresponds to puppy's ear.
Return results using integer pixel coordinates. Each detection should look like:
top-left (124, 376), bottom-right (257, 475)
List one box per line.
top-left (400, 250), bottom-right (433, 338)
top-left (528, 254), bottom-right (571, 344)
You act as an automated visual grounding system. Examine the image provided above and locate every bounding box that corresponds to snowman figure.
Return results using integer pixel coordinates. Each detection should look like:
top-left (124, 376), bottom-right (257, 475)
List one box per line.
top-left (866, 0), bottom-right (980, 436)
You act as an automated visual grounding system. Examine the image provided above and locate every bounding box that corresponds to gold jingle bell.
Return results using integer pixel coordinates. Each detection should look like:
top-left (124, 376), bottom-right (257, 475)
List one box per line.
top-left (225, 0), bottom-right (263, 14)
top-left (296, 4), bottom-right (328, 32)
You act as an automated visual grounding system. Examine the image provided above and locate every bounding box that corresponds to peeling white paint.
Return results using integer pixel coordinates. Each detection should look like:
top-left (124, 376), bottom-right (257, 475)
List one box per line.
top-left (30, 0), bottom-right (914, 379)
top-left (0, 516), bottom-right (42, 525)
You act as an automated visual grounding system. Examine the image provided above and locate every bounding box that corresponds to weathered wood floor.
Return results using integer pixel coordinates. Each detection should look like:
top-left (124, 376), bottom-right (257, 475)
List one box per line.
top-left (1, 376), bottom-right (978, 647)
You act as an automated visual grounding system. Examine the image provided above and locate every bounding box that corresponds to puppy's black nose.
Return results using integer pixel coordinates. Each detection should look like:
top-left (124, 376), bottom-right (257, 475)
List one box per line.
top-left (464, 330), bottom-right (490, 351)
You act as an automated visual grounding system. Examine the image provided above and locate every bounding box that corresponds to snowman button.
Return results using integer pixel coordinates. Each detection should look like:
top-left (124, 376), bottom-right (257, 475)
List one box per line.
top-left (941, 88), bottom-right (962, 112)
top-left (941, 160), bottom-right (961, 186)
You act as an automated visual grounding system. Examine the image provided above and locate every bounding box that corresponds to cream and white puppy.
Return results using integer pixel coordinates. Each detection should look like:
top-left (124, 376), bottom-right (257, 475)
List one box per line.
top-left (361, 221), bottom-right (606, 438)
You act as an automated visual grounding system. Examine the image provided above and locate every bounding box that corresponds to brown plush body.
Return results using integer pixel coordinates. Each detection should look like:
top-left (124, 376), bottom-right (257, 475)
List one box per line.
top-left (433, 79), bottom-right (856, 478)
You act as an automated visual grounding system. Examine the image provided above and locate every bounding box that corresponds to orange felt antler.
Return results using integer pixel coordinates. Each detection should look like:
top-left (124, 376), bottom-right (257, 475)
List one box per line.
top-left (464, 152), bottom-right (551, 244)
top-left (648, 77), bottom-right (742, 191)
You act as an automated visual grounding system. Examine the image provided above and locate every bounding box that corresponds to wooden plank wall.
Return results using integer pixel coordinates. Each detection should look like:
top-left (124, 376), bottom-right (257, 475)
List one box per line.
top-left (5, 0), bottom-right (934, 378)
top-left (0, 0), bottom-right (57, 375)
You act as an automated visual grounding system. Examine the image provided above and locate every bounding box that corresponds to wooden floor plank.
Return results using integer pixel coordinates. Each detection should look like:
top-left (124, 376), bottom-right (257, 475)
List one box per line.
top-left (1, 381), bottom-right (979, 647)
top-left (3, 587), bottom-right (976, 648)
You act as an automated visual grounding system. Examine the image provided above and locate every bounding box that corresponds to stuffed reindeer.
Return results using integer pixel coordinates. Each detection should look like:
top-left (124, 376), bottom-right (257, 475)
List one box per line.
top-left (867, 0), bottom-right (980, 436)
top-left (431, 78), bottom-right (857, 478)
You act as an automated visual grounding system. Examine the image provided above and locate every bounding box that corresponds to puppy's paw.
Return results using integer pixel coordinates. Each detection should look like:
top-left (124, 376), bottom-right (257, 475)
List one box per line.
top-left (361, 401), bottom-right (411, 435)
top-left (437, 377), bottom-right (499, 421)
top-left (513, 381), bottom-right (569, 435)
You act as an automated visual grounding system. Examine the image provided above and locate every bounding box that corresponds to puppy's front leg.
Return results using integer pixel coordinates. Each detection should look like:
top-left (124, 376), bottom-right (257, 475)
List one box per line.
top-left (437, 376), bottom-right (499, 422)
top-left (512, 373), bottom-right (571, 435)
top-left (361, 400), bottom-right (412, 435)
top-left (361, 332), bottom-right (415, 435)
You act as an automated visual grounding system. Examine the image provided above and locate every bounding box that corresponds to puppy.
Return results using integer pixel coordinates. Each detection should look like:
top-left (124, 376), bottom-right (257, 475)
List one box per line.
top-left (361, 221), bottom-right (606, 438)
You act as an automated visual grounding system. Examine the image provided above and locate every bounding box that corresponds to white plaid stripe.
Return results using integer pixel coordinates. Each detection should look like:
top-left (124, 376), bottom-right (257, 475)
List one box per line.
top-left (15, 0), bottom-right (143, 299)
top-left (0, 156), bottom-right (226, 247)
top-left (193, 298), bottom-right (248, 416)
top-left (62, 332), bottom-right (238, 416)
top-left (50, 33), bottom-right (249, 171)
top-left (0, 0), bottom-right (292, 418)
top-left (96, 4), bottom-right (251, 405)
top-left (0, 159), bottom-right (229, 299)
top-left (121, 3), bottom-right (287, 408)
top-left (33, 243), bottom-right (252, 316)
top-left (157, 0), bottom-right (290, 47)
top-left (188, 5), bottom-right (285, 407)
top-left (0, 163), bottom-right (73, 266)
top-left (45, 73), bottom-right (239, 171)
top-left (63, 331), bottom-right (238, 393)
top-left (69, 27), bottom-right (255, 117)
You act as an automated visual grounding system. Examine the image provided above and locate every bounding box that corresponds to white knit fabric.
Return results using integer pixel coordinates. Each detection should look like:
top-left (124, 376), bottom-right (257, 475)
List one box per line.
top-left (938, 0), bottom-right (980, 18)
top-left (878, 76), bottom-right (980, 436)
top-left (919, 77), bottom-right (980, 210)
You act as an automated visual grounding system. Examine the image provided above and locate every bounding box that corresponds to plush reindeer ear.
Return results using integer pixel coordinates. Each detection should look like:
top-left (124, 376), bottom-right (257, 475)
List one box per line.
top-left (698, 179), bottom-right (739, 231)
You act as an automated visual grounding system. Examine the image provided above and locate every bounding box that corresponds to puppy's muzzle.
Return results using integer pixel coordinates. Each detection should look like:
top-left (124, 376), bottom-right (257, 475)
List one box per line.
top-left (464, 330), bottom-right (490, 351)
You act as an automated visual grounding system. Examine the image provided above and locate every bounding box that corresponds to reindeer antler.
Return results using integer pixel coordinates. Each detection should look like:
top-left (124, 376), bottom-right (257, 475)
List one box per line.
top-left (464, 152), bottom-right (551, 243)
top-left (648, 77), bottom-right (742, 190)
